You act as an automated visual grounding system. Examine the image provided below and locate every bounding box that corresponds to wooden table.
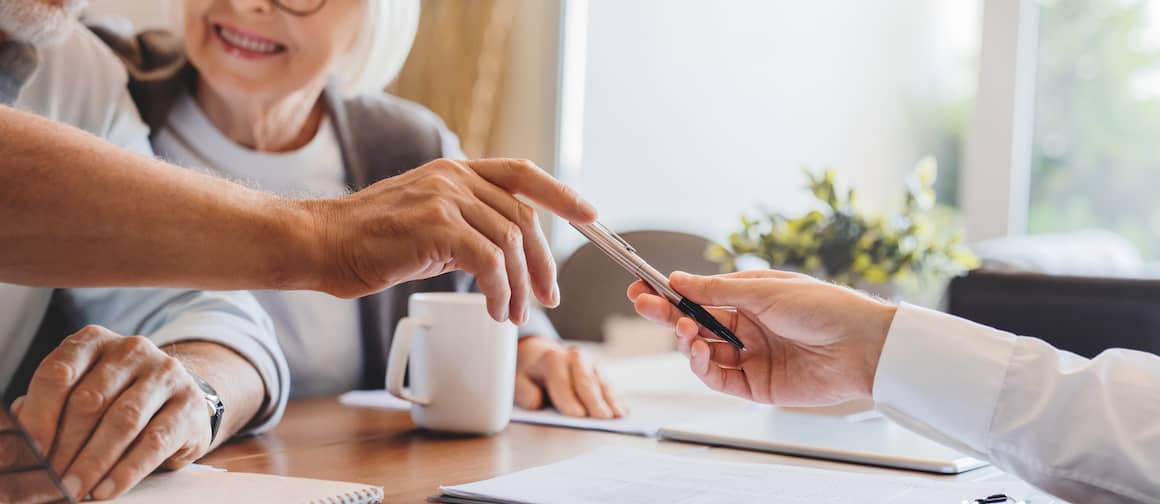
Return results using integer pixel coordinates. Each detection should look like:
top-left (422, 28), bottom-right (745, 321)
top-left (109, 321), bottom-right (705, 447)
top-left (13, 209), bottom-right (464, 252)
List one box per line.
top-left (201, 394), bottom-right (1018, 503)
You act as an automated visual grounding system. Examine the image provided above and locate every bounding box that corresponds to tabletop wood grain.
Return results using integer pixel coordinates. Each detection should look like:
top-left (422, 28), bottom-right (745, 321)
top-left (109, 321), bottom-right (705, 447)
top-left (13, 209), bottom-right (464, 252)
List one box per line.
top-left (200, 396), bottom-right (1007, 502)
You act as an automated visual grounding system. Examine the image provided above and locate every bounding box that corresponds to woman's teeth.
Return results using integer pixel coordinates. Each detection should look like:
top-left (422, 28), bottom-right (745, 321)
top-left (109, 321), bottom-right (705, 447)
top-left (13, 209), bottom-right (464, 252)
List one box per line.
top-left (218, 25), bottom-right (283, 54)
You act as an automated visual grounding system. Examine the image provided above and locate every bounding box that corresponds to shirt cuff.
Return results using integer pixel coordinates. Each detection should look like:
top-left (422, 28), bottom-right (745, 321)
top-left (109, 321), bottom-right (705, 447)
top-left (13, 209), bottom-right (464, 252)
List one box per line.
top-left (872, 303), bottom-right (1017, 455)
top-left (147, 315), bottom-right (289, 436)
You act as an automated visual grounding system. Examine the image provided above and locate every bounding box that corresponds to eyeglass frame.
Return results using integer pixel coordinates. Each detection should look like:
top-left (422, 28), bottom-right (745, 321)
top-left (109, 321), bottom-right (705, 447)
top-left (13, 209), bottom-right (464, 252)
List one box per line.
top-left (0, 405), bottom-right (76, 504)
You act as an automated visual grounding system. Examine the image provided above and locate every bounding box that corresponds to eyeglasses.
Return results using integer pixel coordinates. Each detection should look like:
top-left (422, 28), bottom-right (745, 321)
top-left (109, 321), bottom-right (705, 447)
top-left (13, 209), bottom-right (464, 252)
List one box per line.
top-left (271, 0), bottom-right (329, 17)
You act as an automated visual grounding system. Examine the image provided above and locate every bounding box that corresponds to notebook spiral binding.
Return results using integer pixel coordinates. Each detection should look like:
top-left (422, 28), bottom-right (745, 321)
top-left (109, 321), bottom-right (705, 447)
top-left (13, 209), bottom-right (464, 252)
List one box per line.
top-left (316, 486), bottom-right (384, 504)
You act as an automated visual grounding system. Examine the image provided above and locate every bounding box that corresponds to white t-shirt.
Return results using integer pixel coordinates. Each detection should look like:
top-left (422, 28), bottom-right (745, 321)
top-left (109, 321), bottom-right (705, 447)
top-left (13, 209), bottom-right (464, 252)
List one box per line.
top-left (154, 90), bottom-right (364, 398)
top-left (1, 21), bottom-right (153, 389)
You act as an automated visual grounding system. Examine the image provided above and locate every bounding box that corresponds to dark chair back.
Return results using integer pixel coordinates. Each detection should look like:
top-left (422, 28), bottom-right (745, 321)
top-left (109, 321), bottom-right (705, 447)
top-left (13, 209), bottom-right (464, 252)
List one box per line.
top-left (948, 271), bottom-right (1160, 358)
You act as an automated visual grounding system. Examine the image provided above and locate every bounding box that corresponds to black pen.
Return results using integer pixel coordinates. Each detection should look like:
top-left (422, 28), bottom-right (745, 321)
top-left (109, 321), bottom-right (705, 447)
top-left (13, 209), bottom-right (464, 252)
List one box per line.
top-left (570, 221), bottom-right (745, 350)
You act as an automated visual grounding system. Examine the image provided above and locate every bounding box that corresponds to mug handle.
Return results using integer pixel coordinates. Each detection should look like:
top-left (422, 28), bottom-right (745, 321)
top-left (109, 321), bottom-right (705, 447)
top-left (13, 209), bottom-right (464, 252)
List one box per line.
top-left (386, 317), bottom-right (432, 406)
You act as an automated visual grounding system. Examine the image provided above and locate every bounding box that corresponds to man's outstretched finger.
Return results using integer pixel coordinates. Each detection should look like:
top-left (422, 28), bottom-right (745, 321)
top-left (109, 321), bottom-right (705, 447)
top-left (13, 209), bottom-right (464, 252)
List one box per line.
top-left (465, 176), bottom-right (559, 308)
top-left (463, 159), bottom-right (596, 224)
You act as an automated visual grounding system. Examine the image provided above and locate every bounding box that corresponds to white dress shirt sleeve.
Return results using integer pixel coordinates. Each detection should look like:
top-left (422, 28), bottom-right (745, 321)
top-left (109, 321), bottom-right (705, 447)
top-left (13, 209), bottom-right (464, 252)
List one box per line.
top-left (873, 303), bottom-right (1160, 503)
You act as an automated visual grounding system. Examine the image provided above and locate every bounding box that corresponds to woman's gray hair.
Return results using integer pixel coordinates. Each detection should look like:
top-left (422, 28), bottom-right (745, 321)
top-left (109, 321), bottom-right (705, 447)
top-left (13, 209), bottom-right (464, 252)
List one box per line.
top-left (334, 0), bottom-right (420, 96)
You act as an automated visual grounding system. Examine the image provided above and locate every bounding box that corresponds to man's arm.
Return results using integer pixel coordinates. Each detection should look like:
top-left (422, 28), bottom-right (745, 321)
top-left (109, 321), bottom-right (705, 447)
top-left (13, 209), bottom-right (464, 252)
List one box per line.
top-left (0, 105), bottom-right (596, 321)
top-left (630, 271), bottom-right (1160, 504)
top-left (161, 341), bottom-right (264, 452)
top-left (0, 105), bottom-right (316, 292)
top-left (874, 304), bottom-right (1160, 504)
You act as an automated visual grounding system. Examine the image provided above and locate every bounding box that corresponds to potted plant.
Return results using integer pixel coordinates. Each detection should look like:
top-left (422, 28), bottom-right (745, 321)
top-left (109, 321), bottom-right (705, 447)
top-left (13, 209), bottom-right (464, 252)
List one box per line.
top-left (707, 157), bottom-right (979, 301)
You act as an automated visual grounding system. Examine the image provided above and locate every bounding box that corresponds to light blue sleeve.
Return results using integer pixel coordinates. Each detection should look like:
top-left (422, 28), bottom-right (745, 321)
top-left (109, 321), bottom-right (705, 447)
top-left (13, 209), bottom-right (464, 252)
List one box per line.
top-left (65, 287), bottom-right (290, 435)
top-left (104, 82), bottom-right (156, 157)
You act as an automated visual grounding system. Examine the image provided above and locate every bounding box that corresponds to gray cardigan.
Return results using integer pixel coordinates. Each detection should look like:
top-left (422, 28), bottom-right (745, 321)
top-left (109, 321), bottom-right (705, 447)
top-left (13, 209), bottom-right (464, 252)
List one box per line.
top-left (92, 28), bottom-right (558, 390)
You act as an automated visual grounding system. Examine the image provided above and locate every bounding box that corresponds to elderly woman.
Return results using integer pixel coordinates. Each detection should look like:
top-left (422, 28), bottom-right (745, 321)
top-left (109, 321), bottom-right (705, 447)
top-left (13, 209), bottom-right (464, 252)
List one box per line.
top-left (94, 0), bottom-right (623, 418)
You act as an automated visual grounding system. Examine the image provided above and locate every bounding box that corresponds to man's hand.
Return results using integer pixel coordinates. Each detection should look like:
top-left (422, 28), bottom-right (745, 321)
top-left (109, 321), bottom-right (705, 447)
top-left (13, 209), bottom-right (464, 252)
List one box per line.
top-left (514, 337), bottom-right (625, 419)
top-left (628, 270), bottom-right (897, 406)
top-left (14, 326), bottom-right (212, 501)
top-left (306, 158), bottom-right (596, 323)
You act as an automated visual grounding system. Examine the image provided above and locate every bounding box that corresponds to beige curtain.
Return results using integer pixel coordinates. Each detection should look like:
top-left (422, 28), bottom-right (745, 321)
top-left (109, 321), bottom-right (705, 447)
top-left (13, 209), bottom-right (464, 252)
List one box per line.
top-left (389, 0), bottom-right (516, 158)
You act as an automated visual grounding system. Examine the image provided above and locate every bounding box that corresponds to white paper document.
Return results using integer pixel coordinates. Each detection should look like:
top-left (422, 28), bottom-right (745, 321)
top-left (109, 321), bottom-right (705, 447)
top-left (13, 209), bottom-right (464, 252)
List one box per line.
top-left (338, 390), bottom-right (684, 436)
top-left (438, 448), bottom-right (1029, 504)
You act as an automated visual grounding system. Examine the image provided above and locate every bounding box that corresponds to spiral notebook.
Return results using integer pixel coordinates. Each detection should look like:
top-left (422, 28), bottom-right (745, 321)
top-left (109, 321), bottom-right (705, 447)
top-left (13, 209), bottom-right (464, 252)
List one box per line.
top-left (110, 467), bottom-right (383, 504)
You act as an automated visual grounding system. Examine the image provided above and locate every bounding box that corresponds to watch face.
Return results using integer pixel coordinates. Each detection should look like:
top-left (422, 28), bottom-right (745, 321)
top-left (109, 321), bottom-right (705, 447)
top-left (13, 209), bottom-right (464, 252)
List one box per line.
top-left (185, 371), bottom-right (224, 444)
top-left (204, 396), bottom-right (221, 415)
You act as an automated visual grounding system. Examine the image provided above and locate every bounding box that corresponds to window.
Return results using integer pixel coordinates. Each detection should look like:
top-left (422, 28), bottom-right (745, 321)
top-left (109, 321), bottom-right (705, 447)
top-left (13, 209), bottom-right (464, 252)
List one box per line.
top-left (1028, 0), bottom-right (1160, 258)
top-left (554, 0), bottom-right (982, 254)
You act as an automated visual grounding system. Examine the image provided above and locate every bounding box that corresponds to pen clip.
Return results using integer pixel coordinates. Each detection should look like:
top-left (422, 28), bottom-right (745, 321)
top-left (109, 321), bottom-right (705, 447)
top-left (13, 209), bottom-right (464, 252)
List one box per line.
top-left (595, 221), bottom-right (637, 253)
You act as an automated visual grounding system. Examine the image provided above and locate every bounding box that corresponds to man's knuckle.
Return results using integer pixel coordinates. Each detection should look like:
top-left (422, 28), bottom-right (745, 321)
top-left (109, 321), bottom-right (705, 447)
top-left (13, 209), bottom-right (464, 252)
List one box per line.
top-left (425, 158), bottom-right (453, 171)
top-left (68, 388), bottom-right (106, 413)
top-left (447, 159), bottom-right (473, 176)
top-left (428, 173), bottom-right (456, 191)
top-left (516, 203), bottom-right (538, 227)
top-left (142, 425), bottom-right (173, 452)
top-left (415, 200), bottom-right (449, 225)
top-left (501, 224), bottom-right (523, 250)
top-left (119, 335), bottom-right (155, 354)
top-left (431, 160), bottom-right (470, 181)
top-left (157, 355), bottom-right (184, 377)
top-left (112, 402), bottom-right (147, 430)
top-left (73, 325), bottom-right (108, 343)
top-left (34, 359), bottom-right (77, 387)
top-left (472, 242), bottom-right (502, 270)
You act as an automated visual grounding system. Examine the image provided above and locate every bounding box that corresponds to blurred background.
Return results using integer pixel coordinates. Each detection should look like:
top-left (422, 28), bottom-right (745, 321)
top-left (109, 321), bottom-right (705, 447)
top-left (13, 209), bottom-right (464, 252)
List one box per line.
top-left (82, 0), bottom-right (1160, 353)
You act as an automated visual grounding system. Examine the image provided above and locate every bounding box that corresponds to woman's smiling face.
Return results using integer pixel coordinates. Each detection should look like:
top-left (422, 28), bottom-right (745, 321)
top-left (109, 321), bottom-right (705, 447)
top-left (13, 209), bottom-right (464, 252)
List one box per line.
top-left (184, 0), bottom-right (363, 102)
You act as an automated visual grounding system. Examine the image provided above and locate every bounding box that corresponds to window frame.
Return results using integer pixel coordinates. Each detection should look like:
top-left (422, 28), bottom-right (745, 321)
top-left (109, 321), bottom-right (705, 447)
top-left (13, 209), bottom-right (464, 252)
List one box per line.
top-left (961, 0), bottom-right (1040, 241)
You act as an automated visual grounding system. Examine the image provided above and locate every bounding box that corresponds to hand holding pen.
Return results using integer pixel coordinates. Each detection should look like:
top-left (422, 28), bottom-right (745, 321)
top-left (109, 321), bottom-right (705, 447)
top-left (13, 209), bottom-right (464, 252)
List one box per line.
top-left (570, 222), bottom-right (744, 350)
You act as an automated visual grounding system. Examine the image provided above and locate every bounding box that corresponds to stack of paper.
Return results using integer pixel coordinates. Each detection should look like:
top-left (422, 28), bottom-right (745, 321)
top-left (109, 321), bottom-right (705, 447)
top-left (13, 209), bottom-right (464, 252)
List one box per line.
top-left (433, 448), bottom-right (1029, 504)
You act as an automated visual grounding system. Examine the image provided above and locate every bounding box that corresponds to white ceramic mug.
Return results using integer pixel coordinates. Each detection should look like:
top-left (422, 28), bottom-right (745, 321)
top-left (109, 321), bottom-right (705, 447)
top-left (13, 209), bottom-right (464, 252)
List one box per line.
top-left (386, 292), bottom-right (517, 434)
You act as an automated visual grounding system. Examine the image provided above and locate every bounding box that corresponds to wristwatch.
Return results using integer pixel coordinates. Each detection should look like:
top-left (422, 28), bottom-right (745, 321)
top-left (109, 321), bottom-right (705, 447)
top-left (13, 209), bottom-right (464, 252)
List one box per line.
top-left (186, 371), bottom-right (225, 446)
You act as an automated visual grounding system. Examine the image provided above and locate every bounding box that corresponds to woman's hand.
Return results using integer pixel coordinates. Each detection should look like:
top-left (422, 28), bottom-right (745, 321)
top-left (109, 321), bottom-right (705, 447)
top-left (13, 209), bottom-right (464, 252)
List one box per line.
top-left (514, 337), bottom-right (626, 419)
top-left (628, 270), bottom-right (897, 406)
top-left (14, 326), bottom-right (213, 501)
